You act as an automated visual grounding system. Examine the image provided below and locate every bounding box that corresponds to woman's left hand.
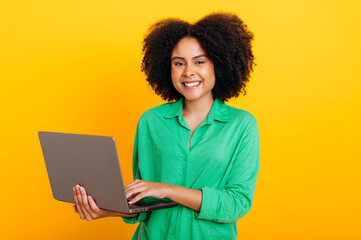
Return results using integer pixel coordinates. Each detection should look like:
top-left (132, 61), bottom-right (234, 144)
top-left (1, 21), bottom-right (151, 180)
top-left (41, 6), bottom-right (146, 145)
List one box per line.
top-left (125, 180), bottom-right (172, 204)
top-left (72, 184), bottom-right (138, 220)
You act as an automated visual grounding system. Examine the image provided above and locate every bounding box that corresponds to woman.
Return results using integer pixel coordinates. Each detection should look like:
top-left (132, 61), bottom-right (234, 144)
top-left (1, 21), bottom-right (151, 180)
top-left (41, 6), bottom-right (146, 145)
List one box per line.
top-left (72, 12), bottom-right (260, 240)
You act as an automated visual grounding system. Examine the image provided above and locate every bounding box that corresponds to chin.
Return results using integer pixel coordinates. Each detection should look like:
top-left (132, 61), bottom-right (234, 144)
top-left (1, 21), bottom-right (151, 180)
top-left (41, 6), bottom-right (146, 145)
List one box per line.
top-left (183, 95), bottom-right (202, 102)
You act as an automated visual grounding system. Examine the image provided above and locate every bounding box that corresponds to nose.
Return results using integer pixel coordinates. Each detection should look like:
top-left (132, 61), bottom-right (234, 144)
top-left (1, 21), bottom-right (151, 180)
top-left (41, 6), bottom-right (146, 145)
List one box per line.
top-left (183, 64), bottom-right (195, 77)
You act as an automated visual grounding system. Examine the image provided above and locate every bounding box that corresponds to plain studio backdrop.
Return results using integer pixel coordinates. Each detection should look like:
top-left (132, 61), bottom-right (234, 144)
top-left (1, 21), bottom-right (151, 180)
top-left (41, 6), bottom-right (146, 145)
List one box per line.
top-left (0, 0), bottom-right (360, 239)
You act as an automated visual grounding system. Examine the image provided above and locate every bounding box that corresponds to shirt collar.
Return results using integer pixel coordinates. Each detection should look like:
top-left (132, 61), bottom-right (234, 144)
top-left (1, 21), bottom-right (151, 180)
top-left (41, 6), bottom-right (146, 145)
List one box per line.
top-left (164, 97), bottom-right (230, 123)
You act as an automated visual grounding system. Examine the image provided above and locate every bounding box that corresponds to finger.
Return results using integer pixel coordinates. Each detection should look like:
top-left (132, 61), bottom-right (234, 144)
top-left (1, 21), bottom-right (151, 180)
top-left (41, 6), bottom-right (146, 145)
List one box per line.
top-left (73, 186), bottom-right (85, 219)
top-left (78, 186), bottom-right (93, 221)
top-left (129, 188), bottom-right (154, 204)
top-left (125, 181), bottom-right (148, 198)
top-left (88, 196), bottom-right (101, 213)
top-left (128, 193), bottom-right (139, 200)
top-left (124, 180), bottom-right (143, 191)
top-left (126, 189), bottom-right (141, 200)
top-left (128, 191), bottom-right (149, 204)
top-left (76, 185), bottom-right (92, 220)
top-left (126, 186), bottom-right (148, 200)
top-left (72, 205), bottom-right (78, 213)
top-left (80, 187), bottom-right (98, 219)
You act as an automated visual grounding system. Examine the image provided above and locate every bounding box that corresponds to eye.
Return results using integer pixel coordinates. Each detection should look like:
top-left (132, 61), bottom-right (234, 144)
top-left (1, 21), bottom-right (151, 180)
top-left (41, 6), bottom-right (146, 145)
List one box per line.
top-left (174, 62), bottom-right (185, 66)
top-left (195, 60), bottom-right (205, 64)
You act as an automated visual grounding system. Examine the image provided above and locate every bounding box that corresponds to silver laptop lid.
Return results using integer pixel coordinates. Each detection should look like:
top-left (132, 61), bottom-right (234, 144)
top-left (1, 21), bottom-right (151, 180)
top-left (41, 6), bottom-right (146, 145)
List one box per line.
top-left (38, 131), bottom-right (130, 213)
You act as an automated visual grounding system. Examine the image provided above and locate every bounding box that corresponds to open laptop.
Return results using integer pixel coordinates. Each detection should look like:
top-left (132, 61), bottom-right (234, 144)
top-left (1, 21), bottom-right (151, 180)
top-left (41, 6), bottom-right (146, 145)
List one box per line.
top-left (38, 131), bottom-right (177, 213)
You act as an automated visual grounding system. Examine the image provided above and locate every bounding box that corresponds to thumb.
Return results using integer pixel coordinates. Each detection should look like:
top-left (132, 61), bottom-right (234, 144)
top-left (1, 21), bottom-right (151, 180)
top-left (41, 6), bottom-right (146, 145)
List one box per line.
top-left (72, 205), bottom-right (78, 213)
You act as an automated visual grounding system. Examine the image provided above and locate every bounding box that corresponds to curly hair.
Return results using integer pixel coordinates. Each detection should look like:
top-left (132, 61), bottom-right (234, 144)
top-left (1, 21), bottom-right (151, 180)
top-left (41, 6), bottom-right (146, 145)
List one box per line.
top-left (141, 12), bottom-right (255, 102)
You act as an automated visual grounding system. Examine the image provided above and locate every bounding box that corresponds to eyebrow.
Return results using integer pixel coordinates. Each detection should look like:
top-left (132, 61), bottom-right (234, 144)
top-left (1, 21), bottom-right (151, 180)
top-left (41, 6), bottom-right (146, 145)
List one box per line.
top-left (171, 54), bottom-right (208, 61)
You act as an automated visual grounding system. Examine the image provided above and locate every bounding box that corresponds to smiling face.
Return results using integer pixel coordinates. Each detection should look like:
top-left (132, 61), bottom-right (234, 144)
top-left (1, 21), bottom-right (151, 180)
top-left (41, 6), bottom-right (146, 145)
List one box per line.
top-left (170, 37), bottom-right (215, 102)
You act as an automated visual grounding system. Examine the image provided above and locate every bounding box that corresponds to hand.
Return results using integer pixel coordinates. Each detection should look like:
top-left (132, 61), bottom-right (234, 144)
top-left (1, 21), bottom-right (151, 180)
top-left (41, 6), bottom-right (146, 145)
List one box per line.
top-left (72, 184), bottom-right (137, 221)
top-left (125, 180), bottom-right (172, 204)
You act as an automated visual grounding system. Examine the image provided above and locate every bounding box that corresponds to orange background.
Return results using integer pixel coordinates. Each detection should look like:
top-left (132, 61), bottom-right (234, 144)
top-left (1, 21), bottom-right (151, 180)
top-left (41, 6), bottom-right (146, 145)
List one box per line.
top-left (1, 0), bottom-right (360, 239)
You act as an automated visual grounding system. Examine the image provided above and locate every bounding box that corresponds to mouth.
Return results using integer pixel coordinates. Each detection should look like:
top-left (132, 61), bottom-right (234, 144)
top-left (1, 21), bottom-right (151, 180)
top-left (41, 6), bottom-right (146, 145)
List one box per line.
top-left (182, 81), bottom-right (201, 88)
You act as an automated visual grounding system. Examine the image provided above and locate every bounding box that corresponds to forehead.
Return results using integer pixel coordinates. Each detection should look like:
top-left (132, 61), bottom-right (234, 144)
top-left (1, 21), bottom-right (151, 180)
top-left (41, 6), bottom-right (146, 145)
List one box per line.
top-left (171, 37), bottom-right (206, 57)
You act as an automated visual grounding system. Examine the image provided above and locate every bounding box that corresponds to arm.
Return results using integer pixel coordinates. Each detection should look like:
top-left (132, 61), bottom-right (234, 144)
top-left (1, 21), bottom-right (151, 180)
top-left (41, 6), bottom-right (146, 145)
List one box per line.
top-left (168, 185), bottom-right (202, 212)
top-left (195, 123), bottom-right (260, 223)
top-left (126, 181), bottom-right (202, 212)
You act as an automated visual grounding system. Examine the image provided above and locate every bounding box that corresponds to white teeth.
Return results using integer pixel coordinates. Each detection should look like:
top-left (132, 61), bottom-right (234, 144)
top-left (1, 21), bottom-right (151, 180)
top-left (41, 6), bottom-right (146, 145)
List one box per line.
top-left (184, 81), bottom-right (200, 87)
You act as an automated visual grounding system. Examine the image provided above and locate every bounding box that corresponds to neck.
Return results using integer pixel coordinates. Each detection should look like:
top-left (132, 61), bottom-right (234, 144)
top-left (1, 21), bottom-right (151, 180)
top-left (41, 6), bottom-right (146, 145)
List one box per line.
top-left (182, 94), bottom-right (215, 116)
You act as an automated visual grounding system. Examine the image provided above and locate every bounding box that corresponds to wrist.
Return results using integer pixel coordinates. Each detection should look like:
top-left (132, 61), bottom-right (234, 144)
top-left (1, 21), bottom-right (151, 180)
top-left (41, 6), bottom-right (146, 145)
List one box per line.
top-left (113, 211), bottom-right (138, 218)
top-left (113, 211), bottom-right (126, 217)
top-left (109, 211), bottom-right (118, 217)
top-left (167, 184), bottom-right (176, 199)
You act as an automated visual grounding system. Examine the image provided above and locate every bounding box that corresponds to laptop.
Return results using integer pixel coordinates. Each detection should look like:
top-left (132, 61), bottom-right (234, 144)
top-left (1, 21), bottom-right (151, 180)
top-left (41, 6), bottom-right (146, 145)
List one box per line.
top-left (38, 131), bottom-right (177, 213)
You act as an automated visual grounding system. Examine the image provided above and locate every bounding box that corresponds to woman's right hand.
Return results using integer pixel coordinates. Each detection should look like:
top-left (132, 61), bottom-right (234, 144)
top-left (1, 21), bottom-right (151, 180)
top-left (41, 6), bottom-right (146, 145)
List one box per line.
top-left (72, 184), bottom-right (138, 221)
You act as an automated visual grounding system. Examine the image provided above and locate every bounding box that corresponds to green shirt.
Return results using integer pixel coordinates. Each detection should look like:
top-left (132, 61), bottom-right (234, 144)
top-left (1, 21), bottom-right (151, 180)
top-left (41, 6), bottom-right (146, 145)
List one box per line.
top-left (123, 97), bottom-right (260, 240)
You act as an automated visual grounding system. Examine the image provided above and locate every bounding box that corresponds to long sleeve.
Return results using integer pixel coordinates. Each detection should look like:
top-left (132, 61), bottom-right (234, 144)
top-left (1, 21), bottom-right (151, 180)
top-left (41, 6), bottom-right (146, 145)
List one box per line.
top-left (195, 122), bottom-right (260, 223)
top-left (122, 120), bottom-right (151, 224)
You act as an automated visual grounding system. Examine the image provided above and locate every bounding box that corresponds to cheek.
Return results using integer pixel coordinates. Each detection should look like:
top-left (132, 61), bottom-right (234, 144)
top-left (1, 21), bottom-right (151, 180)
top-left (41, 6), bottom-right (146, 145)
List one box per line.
top-left (201, 67), bottom-right (216, 84)
top-left (171, 66), bottom-right (181, 80)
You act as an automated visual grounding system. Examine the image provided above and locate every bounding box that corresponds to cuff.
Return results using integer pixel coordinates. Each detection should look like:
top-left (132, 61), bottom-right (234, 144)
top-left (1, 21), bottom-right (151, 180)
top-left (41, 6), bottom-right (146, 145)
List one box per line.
top-left (195, 186), bottom-right (219, 221)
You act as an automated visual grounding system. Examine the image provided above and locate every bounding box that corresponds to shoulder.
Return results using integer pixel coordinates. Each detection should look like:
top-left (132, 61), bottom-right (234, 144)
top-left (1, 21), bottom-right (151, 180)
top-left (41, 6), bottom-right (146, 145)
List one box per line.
top-left (224, 104), bottom-right (258, 127)
top-left (222, 104), bottom-right (260, 144)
